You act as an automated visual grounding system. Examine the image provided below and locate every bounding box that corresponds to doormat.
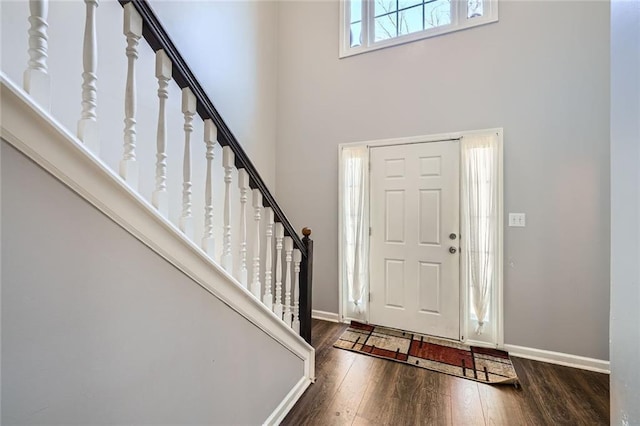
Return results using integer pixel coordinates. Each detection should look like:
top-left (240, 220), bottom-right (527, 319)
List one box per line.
top-left (334, 321), bottom-right (519, 385)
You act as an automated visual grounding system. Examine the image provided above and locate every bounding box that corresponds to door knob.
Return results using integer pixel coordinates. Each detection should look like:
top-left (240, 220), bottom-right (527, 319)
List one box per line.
top-left (449, 247), bottom-right (457, 254)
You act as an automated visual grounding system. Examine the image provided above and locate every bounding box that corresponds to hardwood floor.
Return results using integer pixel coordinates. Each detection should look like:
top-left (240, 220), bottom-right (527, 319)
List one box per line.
top-left (283, 320), bottom-right (609, 426)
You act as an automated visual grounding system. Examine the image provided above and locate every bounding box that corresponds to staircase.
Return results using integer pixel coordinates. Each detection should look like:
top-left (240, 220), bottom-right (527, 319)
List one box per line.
top-left (0, 0), bottom-right (314, 424)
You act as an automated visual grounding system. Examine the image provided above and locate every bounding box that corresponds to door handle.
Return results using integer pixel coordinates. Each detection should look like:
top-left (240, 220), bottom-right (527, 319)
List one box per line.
top-left (449, 247), bottom-right (457, 254)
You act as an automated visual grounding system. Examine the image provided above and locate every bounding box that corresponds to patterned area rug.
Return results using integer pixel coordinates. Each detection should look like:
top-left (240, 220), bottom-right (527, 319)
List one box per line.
top-left (334, 321), bottom-right (519, 385)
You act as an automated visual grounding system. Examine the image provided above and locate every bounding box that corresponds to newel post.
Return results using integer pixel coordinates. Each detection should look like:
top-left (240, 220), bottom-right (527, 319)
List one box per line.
top-left (300, 227), bottom-right (313, 344)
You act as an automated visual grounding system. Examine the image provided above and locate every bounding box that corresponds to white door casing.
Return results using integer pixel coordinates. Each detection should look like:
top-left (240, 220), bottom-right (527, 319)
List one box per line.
top-left (369, 141), bottom-right (460, 340)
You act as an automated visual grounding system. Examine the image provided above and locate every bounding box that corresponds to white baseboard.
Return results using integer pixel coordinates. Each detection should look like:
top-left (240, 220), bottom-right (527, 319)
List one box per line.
top-left (503, 343), bottom-right (610, 374)
top-left (342, 315), bottom-right (366, 324)
top-left (466, 339), bottom-right (499, 350)
top-left (263, 376), bottom-right (312, 425)
top-left (311, 310), bottom-right (341, 323)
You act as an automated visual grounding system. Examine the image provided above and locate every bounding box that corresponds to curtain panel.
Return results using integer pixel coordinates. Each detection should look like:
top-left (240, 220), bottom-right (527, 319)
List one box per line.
top-left (342, 146), bottom-right (369, 312)
top-left (461, 134), bottom-right (500, 334)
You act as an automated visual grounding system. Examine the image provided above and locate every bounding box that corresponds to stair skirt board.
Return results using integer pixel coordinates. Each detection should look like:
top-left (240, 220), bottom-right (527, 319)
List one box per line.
top-left (1, 76), bottom-right (315, 421)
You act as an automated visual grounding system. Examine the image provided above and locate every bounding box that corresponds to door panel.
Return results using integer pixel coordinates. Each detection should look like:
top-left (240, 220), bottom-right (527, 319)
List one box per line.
top-left (385, 190), bottom-right (405, 242)
top-left (419, 189), bottom-right (440, 245)
top-left (384, 259), bottom-right (405, 308)
top-left (370, 141), bottom-right (460, 340)
top-left (418, 261), bottom-right (440, 313)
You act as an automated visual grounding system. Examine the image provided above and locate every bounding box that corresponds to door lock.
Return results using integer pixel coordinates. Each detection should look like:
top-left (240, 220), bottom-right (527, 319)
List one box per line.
top-left (449, 247), bottom-right (457, 254)
top-left (449, 233), bottom-right (457, 240)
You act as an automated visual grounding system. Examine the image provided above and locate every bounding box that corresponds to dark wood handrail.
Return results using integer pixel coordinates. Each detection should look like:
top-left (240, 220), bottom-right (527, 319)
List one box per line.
top-left (118, 0), bottom-right (306, 257)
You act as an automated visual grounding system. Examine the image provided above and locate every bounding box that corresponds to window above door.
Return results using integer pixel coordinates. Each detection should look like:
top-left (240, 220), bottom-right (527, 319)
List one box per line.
top-left (340, 0), bottom-right (499, 57)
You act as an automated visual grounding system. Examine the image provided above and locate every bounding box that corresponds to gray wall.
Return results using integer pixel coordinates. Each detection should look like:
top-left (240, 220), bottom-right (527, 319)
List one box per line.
top-left (610, 0), bottom-right (640, 423)
top-left (276, 1), bottom-right (610, 359)
top-left (1, 142), bottom-right (302, 425)
top-left (149, 0), bottom-right (280, 191)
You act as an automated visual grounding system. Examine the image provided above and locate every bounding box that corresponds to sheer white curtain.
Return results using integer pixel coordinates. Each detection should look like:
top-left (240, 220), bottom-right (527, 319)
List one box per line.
top-left (461, 134), bottom-right (499, 334)
top-left (342, 146), bottom-right (368, 313)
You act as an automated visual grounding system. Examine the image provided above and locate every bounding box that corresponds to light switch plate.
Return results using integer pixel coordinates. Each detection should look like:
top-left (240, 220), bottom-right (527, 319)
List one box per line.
top-left (509, 213), bottom-right (526, 227)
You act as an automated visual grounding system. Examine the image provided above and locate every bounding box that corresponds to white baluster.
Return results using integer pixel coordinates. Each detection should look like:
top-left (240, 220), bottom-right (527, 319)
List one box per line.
top-left (179, 87), bottom-right (196, 240)
top-left (221, 146), bottom-right (234, 272)
top-left (251, 189), bottom-right (262, 299)
top-left (238, 169), bottom-right (249, 287)
top-left (273, 223), bottom-right (284, 319)
top-left (77, 0), bottom-right (99, 154)
top-left (293, 248), bottom-right (301, 334)
top-left (263, 207), bottom-right (274, 310)
top-left (284, 236), bottom-right (293, 327)
top-left (23, 0), bottom-right (51, 111)
top-left (152, 49), bottom-right (171, 217)
top-left (201, 119), bottom-right (217, 258)
top-left (119, 2), bottom-right (142, 189)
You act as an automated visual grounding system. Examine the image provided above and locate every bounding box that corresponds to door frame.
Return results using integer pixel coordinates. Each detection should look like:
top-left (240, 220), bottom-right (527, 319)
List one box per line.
top-left (338, 128), bottom-right (504, 348)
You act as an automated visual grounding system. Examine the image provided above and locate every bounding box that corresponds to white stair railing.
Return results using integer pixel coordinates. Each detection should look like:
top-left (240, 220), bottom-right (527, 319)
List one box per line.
top-left (273, 223), bottom-right (284, 320)
top-left (179, 87), bottom-right (196, 240)
top-left (283, 236), bottom-right (293, 328)
top-left (23, 0), bottom-right (50, 111)
top-left (77, 0), bottom-right (99, 154)
top-left (119, 2), bottom-right (142, 189)
top-left (251, 189), bottom-right (262, 299)
top-left (293, 249), bottom-right (301, 334)
top-left (221, 146), bottom-right (234, 272)
top-left (263, 207), bottom-right (274, 310)
top-left (11, 0), bottom-right (312, 339)
top-left (238, 169), bottom-right (249, 287)
top-left (202, 119), bottom-right (217, 258)
top-left (152, 49), bottom-right (171, 217)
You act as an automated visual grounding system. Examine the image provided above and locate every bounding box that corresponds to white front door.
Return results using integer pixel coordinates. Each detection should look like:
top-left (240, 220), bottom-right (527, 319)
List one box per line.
top-left (369, 141), bottom-right (460, 340)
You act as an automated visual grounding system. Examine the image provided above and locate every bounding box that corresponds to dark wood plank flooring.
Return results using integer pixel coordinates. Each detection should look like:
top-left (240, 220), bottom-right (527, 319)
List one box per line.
top-left (283, 320), bottom-right (609, 426)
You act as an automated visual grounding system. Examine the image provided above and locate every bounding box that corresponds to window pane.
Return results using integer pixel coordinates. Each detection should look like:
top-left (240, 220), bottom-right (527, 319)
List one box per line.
top-left (350, 22), bottom-right (363, 47)
top-left (424, 0), bottom-right (451, 29)
top-left (398, 0), bottom-right (421, 10)
top-left (350, 0), bottom-right (363, 23)
top-left (375, 0), bottom-right (397, 18)
top-left (468, 0), bottom-right (484, 18)
top-left (375, 13), bottom-right (398, 41)
top-left (398, 5), bottom-right (423, 36)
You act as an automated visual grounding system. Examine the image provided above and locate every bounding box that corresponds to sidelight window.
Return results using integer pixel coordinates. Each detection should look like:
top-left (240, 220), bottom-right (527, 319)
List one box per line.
top-left (461, 133), bottom-right (501, 339)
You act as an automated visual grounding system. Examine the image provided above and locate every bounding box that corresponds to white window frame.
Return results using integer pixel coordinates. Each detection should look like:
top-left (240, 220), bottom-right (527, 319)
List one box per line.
top-left (339, 0), bottom-right (499, 58)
